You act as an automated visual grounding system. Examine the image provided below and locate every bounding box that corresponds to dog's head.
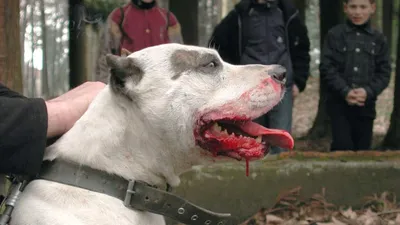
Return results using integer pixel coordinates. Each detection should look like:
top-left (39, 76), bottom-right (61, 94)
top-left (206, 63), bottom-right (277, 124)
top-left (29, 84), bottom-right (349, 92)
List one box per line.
top-left (106, 44), bottom-right (293, 165)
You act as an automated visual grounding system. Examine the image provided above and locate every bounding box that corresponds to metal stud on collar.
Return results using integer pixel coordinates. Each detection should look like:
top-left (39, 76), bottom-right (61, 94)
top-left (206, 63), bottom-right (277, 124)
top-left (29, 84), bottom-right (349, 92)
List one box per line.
top-left (191, 215), bottom-right (198, 221)
top-left (178, 208), bottom-right (185, 214)
top-left (205, 220), bottom-right (211, 224)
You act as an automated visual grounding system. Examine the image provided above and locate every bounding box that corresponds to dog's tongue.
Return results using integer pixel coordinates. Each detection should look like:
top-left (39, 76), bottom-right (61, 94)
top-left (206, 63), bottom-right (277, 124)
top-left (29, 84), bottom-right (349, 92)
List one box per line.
top-left (240, 121), bottom-right (294, 150)
top-left (238, 121), bottom-right (294, 177)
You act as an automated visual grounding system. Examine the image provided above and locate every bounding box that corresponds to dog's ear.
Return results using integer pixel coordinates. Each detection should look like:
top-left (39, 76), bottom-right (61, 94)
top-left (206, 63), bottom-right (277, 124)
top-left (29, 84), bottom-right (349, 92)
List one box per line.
top-left (106, 54), bottom-right (143, 100)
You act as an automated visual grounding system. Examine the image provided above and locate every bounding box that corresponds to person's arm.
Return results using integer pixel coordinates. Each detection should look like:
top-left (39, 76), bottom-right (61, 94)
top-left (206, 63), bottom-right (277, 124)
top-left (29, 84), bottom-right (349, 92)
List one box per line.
top-left (208, 10), bottom-right (238, 64)
top-left (45, 101), bottom-right (67, 138)
top-left (0, 82), bottom-right (105, 176)
top-left (364, 34), bottom-right (391, 100)
top-left (0, 84), bottom-right (48, 176)
top-left (319, 31), bottom-right (351, 99)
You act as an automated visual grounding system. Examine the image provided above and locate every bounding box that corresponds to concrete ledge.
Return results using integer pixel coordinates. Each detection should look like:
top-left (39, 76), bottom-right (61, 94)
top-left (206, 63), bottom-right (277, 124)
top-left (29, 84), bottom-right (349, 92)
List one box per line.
top-left (169, 152), bottom-right (400, 224)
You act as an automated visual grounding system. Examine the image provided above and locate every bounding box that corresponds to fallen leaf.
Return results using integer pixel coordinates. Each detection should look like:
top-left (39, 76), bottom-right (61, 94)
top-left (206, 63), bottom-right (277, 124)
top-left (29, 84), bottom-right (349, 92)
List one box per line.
top-left (396, 213), bottom-right (400, 223)
top-left (340, 207), bottom-right (358, 220)
top-left (357, 209), bottom-right (381, 225)
top-left (266, 214), bottom-right (284, 225)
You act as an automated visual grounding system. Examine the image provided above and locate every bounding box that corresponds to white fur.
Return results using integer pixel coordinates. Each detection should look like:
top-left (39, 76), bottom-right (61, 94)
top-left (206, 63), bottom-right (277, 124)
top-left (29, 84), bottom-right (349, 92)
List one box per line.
top-left (11, 44), bottom-right (285, 225)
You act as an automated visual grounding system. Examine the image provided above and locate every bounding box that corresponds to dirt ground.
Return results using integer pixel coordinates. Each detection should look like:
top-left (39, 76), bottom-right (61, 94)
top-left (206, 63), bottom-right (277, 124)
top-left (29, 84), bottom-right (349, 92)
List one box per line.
top-left (291, 75), bottom-right (395, 152)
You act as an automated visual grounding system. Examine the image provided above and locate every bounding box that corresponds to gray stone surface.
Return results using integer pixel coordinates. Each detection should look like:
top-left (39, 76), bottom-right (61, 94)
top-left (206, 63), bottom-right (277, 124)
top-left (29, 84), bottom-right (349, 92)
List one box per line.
top-left (166, 159), bottom-right (400, 224)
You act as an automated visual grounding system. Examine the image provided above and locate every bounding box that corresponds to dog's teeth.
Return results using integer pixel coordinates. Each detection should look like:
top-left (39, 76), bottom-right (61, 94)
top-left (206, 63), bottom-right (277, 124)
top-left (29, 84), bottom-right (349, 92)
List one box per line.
top-left (222, 130), bottom-right (228, 135)
top-left (213, 123), bottom-right (222, 132)
top-left (255, 136), bottom-right (262, 143)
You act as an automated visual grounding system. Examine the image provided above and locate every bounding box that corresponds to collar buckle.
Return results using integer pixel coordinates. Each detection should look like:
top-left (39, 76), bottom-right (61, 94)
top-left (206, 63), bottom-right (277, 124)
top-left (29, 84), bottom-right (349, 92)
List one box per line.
top-left (123, 180), bottom-right (136, 207)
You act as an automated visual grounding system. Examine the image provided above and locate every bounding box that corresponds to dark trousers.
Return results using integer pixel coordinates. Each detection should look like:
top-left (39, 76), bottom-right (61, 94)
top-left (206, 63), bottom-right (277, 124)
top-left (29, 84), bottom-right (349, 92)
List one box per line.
top-left (327, 98), bottom-right (375, 151)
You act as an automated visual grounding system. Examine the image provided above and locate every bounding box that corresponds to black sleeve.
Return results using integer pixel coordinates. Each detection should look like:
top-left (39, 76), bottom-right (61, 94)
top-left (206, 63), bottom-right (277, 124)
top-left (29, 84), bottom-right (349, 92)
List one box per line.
top-left (289, 13), bottom-right (311, 92)
top-left (0, 84), bottom-right (48, 176)
top-left (208, 10), bottom-right (239, 64)
top-left (364, 34), bottom-right (391, 100)
top-left (319, 31), bottom-right (351, 99)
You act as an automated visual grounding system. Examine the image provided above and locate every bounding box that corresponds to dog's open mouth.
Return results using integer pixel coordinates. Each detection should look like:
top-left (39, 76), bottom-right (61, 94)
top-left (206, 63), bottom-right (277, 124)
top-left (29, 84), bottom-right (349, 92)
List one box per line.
top-left (195, 116), bottom-right (294, 174)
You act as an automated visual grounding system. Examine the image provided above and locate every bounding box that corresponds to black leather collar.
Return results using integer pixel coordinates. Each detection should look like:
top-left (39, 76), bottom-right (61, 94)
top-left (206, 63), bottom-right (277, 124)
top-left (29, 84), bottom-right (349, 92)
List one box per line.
top-left (38, 160), bottom-right (235, 225)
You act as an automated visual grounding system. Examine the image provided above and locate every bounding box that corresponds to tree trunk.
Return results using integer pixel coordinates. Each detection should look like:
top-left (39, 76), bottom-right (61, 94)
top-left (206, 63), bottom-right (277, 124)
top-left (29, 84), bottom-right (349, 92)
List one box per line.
top-left (0, 0), bottom-right (23, 93)
top-left (31, 1), bottom-right (36, 97)
top-left (51, 13), bottom-right (63, 94)
top-left (54, 1), bottom-right (67, 94)
top-left (20, 0), bottom-right (29, 95)
top-left (39, 0), bottom-right (49, 97)
top-left (382, 1), bottom-right (400, 150)
top-left (382, 0), bottom-right (393, 51)
top-left (20, 0), bottom-right (28, 64)
top-left (169, 0), bottom-right (199, 45)
top-left (370, 0), bottom-right (381, 30)
top-left (69, 0), bottom-right (87, 88)
top-left (55, 20), bottom-right (66, 91)
top-left (157, 0), bottom-right (168, 9)
top-left (306, 0), bottom-right (343, 140)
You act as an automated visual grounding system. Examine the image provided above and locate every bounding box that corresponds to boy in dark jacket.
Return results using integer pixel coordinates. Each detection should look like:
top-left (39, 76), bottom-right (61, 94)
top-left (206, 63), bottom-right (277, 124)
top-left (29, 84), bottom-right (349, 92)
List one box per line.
top-left (319, 0), bottom-right (391, 151)
top-left (209, 0), bottom-right (310, 154)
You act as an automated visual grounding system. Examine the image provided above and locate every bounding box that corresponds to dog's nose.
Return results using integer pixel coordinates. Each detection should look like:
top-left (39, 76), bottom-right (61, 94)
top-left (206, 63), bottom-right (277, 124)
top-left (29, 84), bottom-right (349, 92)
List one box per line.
top-left (269, 65), bottom-right (286, 84)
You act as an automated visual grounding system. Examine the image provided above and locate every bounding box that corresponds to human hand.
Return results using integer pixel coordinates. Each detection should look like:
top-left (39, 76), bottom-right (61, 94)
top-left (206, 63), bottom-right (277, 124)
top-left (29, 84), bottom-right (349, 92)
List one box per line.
top-left (292, 84), bottom-right (300, 98)
top-left (345, 89), bottom-right (358, 106)
top-left (46, 81), bottom-right (106, 137)
top-left (353, 88), bottom-right (367, 106)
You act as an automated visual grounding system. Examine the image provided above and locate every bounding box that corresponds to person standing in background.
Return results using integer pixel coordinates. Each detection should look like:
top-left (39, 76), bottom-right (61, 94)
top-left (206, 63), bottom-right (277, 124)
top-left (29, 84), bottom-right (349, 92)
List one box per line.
top-left (319, 0), bottom-right (391, 151)
top-left (209, 0), bottom-right (311, 154)
top-left (95, 0), bottom-right (183, 82)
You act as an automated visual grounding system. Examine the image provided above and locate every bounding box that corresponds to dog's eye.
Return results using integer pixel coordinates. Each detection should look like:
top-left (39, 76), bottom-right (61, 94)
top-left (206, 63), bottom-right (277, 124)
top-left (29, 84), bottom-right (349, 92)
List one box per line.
top-left (204, 61), bottom-right (217, 68)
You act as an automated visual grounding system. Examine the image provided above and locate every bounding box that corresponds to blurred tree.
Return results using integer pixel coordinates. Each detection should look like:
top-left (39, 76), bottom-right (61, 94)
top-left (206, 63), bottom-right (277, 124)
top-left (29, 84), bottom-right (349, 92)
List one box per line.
top-left (157, 0), bottom-right (168, 9)
top-left (382, 1), bottom-right (400, 149)
top-left (69, 0), bottom-right (87, 88)
top-left (199, 0), bottom-right (222, 47)
top-left (30, 0), bottom-right (37, 96)
top-left (371, 0), bottom-right (382, 30)
top-left (40, 0), bottom-right (49, 97)
top-left (382, 0), bottom-right (393, 51)
top-left (305, 0), bottom-right (343, 140)
top-left (170, 0), bottom-right (199, 45)
top-left (0, 0), bottom-right (23, 93)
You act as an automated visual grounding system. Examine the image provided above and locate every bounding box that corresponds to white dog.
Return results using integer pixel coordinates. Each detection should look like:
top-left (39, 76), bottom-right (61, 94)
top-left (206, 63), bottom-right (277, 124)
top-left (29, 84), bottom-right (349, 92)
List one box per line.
top-left (10, 44), bottom-right (293, 225)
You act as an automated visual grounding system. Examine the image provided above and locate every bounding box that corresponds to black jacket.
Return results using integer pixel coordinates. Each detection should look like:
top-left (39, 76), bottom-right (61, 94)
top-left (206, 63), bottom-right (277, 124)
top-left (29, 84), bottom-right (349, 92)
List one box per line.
top-left (0, 84), bottom-right (48, 176)
top-left (208, 0), bottom-right (311, 91)
top-left (319, 20), bottom-right (391, 102)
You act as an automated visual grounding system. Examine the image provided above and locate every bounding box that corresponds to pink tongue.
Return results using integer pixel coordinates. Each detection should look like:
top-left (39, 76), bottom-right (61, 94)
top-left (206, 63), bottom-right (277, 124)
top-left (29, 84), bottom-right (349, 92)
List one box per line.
top-left (239, 121), bottom-right (294, 150)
